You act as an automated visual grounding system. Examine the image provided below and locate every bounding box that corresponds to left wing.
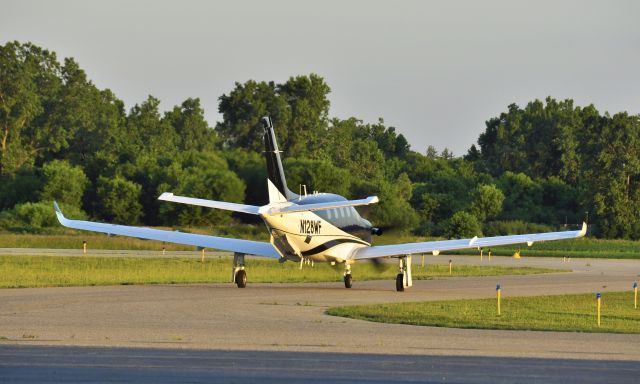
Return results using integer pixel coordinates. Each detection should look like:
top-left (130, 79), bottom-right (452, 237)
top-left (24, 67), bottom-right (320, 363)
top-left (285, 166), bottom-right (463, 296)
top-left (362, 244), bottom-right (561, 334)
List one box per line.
top-left (53, 202), bottom-right (280, 258)
top-left (350, 223), bottom-right (587, 260)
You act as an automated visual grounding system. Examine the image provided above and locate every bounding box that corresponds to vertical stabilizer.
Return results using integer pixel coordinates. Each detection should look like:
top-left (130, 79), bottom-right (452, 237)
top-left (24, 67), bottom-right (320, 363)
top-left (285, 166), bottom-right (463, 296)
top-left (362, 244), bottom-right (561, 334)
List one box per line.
top-left (262, 117), bottom-right (295, 202)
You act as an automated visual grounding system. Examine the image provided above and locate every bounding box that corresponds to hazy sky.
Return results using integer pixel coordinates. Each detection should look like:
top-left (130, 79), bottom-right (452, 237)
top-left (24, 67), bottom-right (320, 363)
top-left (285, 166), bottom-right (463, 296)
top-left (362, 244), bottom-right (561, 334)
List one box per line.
top-left (2, 0), bottom-right (639, 154)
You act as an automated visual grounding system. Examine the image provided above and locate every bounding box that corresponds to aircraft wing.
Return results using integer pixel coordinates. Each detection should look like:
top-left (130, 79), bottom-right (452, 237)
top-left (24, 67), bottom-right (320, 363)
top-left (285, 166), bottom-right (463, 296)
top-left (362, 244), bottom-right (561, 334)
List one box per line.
top-left (53, 202), bottom-right (279, 258)
top-left (349, 223), bottom-right (587, 260)
top-left (264, 196), bottom-right (379, 215)
top-left (158, 192), bottom-right (260, 215)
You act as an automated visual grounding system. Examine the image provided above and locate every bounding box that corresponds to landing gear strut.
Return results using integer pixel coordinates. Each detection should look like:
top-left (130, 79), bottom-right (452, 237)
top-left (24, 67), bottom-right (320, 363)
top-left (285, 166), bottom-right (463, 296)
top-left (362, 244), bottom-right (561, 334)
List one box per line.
top-left (344, 263), bottom-right (352, 288)
top-left (396, 255), bottom-right (412, 292)
top-left (232, 252), bottom-right (247, 288)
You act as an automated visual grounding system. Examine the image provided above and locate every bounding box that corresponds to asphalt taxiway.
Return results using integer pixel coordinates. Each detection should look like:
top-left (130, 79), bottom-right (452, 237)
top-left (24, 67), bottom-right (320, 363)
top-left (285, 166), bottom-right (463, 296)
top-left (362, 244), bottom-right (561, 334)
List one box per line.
top-left (2, 345), bottom-right (639, 383)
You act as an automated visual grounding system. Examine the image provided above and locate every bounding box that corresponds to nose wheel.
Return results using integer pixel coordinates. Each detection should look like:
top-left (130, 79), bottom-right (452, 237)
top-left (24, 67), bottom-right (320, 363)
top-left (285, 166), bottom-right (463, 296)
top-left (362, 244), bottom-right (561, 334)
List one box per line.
top-left (344, 273), bottom-right (352, 288)
top-left (343, 263), bottom-right (353, 288)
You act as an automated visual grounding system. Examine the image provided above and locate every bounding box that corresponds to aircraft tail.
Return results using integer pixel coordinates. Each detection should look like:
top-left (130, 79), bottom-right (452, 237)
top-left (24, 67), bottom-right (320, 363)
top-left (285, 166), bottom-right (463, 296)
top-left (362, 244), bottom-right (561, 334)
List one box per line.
top-left (262, 117), bottom-right (295, 202)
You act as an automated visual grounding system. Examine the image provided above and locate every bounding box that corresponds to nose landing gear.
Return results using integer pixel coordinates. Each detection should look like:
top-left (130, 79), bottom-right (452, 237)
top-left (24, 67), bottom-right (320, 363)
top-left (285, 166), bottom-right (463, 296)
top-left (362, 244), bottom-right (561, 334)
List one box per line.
top-left (344, 263), bottom-right (352, 288)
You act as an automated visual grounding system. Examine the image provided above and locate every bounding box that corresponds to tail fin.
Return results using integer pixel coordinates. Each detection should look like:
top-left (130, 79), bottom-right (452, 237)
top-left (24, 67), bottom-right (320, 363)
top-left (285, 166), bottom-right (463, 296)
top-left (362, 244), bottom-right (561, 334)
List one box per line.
top-left (262, 117), bottom-right (295, 202)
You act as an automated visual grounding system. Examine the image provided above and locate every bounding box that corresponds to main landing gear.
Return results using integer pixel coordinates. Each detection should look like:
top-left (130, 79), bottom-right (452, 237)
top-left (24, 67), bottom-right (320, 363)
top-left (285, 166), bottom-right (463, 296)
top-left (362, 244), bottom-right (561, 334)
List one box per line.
top-left (395, 255), bottom-right (413, 292)
top-left (232, 252), bottom-right (247, 288)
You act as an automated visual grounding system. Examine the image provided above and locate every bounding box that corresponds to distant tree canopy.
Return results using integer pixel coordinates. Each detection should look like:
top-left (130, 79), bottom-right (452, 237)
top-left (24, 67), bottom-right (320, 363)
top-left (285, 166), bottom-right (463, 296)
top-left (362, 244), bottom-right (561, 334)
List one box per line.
top-left (2, 41), bottom-right (640, 238)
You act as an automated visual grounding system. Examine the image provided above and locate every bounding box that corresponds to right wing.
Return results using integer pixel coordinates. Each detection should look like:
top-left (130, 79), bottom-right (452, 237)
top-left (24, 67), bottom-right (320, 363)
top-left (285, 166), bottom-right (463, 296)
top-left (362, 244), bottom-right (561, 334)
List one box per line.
top-left (54, 202), bottom-right (279, 258)
top-left (158, 192), bottom-right (260, 215)
top-left (350, 223), bottom-right (587, 260)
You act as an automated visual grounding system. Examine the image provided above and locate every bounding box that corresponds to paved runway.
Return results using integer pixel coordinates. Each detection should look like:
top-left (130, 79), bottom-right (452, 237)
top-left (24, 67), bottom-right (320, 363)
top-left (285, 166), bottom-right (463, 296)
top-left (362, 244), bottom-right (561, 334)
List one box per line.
top-left (0, 251), bottom-right (639, 382)
top-left (2, 345), bottom-right (639, 383)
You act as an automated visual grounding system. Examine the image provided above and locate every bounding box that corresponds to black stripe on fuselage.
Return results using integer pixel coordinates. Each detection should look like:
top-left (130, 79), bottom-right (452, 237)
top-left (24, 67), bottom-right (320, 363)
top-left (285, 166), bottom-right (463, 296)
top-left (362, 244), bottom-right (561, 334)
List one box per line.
top-left (300, 238), bottom-right (368, 257)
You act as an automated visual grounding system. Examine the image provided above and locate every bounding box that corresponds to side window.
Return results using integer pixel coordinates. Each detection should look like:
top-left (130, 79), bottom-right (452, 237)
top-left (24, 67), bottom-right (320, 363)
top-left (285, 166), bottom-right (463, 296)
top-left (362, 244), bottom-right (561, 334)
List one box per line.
top-left (327, 209), bottom-right (333, 220)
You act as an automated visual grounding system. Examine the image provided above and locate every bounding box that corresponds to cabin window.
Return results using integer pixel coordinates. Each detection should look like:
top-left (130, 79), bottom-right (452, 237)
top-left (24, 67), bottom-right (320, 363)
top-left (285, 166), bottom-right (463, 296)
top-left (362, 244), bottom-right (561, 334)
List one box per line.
top-left (327, 209), bottom-right (333, 219)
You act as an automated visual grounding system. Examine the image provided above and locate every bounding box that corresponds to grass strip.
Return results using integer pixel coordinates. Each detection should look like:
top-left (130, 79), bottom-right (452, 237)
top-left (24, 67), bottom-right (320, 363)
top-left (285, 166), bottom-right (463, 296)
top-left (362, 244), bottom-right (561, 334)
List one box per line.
top-left (0, 255), bottom-right (561, 288)
top-left (326, 292), bottom-right (640, 334)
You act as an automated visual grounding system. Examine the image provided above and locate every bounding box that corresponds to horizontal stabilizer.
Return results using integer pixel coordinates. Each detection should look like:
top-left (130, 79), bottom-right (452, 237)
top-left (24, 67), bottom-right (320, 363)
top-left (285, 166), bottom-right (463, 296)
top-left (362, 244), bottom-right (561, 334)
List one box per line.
top-left (263, 196), bottom-right (379, 215)
top-left (158, 192), bottom-right (260, 215)
top-left (53, 202), bottom-right (279, 258)
top-left (350, 222), bottom-right (587, 260)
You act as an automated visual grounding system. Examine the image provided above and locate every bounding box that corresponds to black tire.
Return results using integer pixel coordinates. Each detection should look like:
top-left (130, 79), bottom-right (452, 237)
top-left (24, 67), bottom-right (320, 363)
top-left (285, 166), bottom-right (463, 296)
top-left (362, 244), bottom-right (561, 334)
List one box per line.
top-left (344, 274), bottom-right (353, 289)
top-left (396, 273), bottom-right (404, 292)
top-left (236, 269), bottom-right (247, 288)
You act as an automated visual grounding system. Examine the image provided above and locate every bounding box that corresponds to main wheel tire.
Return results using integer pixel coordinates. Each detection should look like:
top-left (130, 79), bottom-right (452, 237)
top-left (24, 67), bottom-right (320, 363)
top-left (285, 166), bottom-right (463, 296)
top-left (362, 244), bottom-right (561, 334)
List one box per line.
top-left (395, 273), bottom-right (404, 292)
top-left (344, 274), bottom-right (353, 289)
top-left (235, 269), bottom-right (247, 288)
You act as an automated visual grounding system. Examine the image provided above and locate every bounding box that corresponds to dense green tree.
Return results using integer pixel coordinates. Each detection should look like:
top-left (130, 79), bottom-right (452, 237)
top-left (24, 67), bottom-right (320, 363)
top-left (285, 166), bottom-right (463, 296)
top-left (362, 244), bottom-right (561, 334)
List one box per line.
top-left (284, 158), bottom-right (351, 197)
top-left (126, 95), bottom-right (177, 156)
top-left (222, 148), bottom-right (268, 206)
top-left (40, 160), bottom-right (88, 208)
top-left (0, 41), bottom-right (62, 174)
top-left (277, 74), bottom-right (331, 157)
top-left (0, 201), bottom-right (87, 230)
top-left (47, 58), bottom-right (126, 167)
top-left (540, 176), bottom-right (580, 226)
top-left (584, 113), bottom-right (640, 238)
top-left (217, 74), bottom-right (330, 157)
top-left (96, 175), bottom-right (143, 224)
top-left (0, 167), bottom-right (42, 210)
top-left (216, 80), bottom-right (290, 152)
top-left (469, 184), bottom-right (504, 222)
top-left (497, 172), bottom-right (543, 223)
top-left (165, 98), bottom-right (216, 152)
top-left (157, 151), bottom-right (246, 227)
top-left (351, 175), bottom-right (418, 231)
top-left (443, 211), bottom-right (482, 238)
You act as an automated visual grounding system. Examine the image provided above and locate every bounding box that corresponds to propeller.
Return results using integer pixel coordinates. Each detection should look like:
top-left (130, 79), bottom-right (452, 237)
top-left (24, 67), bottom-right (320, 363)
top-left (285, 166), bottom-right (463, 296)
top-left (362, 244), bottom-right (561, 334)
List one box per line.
top-left (369, 257), bottom-right (391, 273)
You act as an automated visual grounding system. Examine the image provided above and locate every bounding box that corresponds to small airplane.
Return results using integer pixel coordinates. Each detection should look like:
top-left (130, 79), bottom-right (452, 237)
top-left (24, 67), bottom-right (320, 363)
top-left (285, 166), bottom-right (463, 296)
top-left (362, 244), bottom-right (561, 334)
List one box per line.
top-left (55, 117), bottom-right (587, 291)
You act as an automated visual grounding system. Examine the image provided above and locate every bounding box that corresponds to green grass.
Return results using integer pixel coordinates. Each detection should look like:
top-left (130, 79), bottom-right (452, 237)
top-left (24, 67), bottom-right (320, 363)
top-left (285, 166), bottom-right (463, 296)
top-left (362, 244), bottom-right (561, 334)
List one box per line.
top-left (0, 255), bottom-right (562, 288)
top-left (327, 292), bottom-right (640, 333)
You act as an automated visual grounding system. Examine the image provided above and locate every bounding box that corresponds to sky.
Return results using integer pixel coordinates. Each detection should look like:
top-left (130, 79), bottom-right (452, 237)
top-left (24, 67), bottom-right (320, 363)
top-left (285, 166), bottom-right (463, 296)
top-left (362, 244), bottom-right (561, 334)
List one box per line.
top-left (2, 0), bottom-right (639, 155)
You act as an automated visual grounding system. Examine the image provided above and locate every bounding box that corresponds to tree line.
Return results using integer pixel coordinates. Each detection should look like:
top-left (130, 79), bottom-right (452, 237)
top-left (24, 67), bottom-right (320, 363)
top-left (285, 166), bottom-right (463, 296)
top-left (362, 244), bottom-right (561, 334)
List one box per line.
top-left (1, 41), bottom-right (639, 238)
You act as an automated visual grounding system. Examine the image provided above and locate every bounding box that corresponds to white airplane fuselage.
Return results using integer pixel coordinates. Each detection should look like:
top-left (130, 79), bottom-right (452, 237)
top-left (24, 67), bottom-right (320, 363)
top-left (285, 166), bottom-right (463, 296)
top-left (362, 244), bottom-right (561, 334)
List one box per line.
top-left (260, 193), bottom-right (373, 263)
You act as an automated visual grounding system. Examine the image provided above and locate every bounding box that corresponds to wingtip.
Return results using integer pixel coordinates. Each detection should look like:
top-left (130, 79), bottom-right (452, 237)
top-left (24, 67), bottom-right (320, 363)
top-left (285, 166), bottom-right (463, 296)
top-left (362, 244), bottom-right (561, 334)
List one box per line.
top-left (370, 196), bottom-right (380, 204)
top-left (579, 222), bottom-right (588, 237)
top-left (53, 201), bottom-right (65, 222)
top-left (158, 192), bottom-right (174, 201)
